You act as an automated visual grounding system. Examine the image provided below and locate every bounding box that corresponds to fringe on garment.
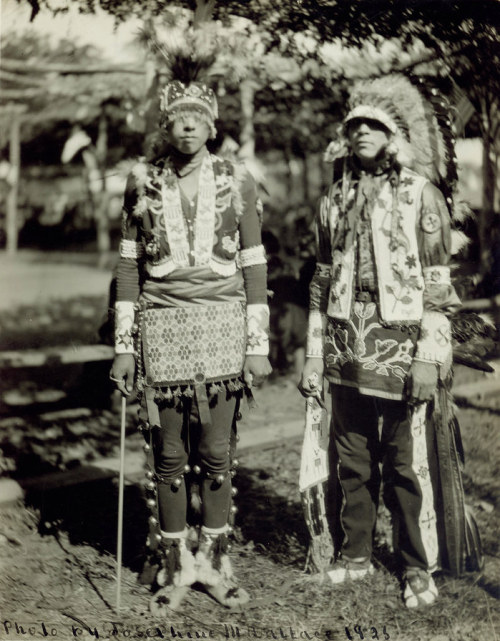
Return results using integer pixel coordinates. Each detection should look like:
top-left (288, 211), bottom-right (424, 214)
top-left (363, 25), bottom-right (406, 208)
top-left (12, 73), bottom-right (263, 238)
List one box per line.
top-left (149, 377), bottom-right (246, 405)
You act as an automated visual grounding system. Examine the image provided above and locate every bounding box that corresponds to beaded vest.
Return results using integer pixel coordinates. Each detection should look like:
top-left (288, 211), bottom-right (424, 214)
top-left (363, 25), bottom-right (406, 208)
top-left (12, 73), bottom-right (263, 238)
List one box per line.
top-left (325, 167), bottom-right (428, 324)
top-left (130, 154), bottom-right (245, 278)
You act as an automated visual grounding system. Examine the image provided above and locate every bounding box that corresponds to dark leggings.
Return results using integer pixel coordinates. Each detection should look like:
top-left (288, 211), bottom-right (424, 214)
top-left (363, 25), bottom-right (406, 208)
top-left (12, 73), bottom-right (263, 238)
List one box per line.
top-left (330, 384), bottom-right (428, 570)
top-left (152, 393), bottom-right (237, 533)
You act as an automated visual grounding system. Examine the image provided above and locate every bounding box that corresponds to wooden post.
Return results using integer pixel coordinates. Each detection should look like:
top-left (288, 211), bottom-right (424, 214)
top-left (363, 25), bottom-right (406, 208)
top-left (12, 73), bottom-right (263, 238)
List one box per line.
top-left (96, 108), bottom-right (111, 263)
top-left (4, 104), bottom-right (27, 256)
top-left (480, 117), bottom-right (496, 274)
top-left (239, 79), bottom-right (257, 162)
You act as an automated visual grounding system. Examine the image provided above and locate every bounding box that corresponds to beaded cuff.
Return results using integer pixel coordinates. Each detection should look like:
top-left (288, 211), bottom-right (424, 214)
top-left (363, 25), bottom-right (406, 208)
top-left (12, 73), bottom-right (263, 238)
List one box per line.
top-left (246, 303), bottom-right (270, 356)
top-left (306, 310), bottom-right (326, 358)
top-left (415, 310), bottom-right (452, 376)
top-left (115, 300), bottom-right (136, 354)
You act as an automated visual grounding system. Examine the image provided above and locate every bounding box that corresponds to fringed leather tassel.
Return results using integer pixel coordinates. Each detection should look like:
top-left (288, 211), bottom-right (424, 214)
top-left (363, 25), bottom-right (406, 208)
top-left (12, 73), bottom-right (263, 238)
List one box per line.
top-left (157, 536), bottom-right (197, 588)
top-left (149, 535), bottom-right (197, 615)
top-left (157, 537), bottom-right (182, 586)
top-left (195, 529), bottom-right (250, 607)
top-left (196, 530), bottom-right (231, 583)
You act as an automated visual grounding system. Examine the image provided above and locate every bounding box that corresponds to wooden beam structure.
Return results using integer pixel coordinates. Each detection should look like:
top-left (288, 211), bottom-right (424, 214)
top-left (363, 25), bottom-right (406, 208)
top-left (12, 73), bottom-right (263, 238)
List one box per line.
top-left (1, 58), bottom-right (145, 75)
top-left (0, 56), bottom-right (149, 255)
top-left (0, 344), bottom-right (114, 369)
top-left (1, 104), bottom-right (27, 256)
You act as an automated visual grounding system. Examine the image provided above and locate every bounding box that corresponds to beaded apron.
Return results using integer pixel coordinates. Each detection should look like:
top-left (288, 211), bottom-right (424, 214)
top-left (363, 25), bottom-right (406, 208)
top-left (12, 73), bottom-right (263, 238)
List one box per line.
top-left (324, 301), bottom-right (419, 401)
top-left (141, 301), bottom-right (246, 388)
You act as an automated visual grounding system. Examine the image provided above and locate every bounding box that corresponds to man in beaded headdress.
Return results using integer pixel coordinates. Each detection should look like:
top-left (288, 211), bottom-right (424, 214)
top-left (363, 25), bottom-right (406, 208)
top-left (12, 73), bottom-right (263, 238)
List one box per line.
top-left (109, 53), bottom-right (271, 611)
top-left (299, 73), bottom-right (464, 608)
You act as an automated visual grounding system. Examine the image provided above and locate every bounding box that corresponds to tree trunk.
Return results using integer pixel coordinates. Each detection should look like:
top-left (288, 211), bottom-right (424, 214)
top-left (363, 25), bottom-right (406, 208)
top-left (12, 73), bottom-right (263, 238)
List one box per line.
top-left (5, 106), bottom-right (25, 255)
top-left (302, 154), bottom-right (310, 202)
top-left (283, 147), bottom-right (294, 207)
top-left (479, 100), bottom-right (497, 275)
top-left (95, 110), bottom-right (110, 263)
top-left (239, 79), bottom-right (257, 162)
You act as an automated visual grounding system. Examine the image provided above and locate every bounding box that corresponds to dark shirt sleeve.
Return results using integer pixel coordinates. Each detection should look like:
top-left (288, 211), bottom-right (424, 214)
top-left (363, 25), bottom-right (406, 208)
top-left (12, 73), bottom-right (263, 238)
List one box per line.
top-left (238, 169), bottom-right (268, 306)
top-left (115, 170), bottom-right (143, 304)
top-left (306, 193), bottom-right (333, 357)
top-left (309, 193), bottom-right (333, 316)
top-left (417, 182), bottom-right (461, 316)
top-left (414, 182), bottom-right (461, 371)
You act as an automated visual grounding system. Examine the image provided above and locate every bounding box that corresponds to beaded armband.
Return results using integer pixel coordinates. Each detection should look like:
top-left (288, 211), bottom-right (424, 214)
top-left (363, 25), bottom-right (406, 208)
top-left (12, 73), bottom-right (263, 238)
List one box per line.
top-left (239, 244), bottom-right (267, 268)
top-left (423, 265), bottom-right (451, 287)
top-left (120, 238), bottom-right (143, 259)
top-left (246, 303), bottom-right (270, 356)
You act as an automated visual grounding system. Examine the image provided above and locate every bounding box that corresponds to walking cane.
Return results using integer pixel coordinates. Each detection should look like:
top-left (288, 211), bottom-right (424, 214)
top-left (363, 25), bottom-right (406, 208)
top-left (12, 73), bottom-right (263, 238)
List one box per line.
top-left (116, 394), bottom-right (127, 612)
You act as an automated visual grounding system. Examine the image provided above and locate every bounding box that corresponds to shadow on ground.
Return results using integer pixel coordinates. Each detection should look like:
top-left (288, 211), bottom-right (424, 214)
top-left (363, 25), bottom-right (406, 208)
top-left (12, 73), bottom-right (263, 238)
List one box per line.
top-left (24, 476), bottom-right (149, 573)
top-left (21, 463), bottom-right (314, 574)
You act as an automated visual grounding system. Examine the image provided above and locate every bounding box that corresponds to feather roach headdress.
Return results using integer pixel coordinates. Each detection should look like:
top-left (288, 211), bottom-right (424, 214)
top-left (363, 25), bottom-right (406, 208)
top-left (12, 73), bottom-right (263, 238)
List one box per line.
top-left (138, 22), bottom-right (221, 137)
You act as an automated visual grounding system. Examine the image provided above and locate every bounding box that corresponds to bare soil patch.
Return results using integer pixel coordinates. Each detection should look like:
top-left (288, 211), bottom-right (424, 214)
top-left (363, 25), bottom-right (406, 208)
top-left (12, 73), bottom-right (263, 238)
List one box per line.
top-left (0, 261), bottom-right (498, 641)
top-left (1, 378), bottom-right (499, 641)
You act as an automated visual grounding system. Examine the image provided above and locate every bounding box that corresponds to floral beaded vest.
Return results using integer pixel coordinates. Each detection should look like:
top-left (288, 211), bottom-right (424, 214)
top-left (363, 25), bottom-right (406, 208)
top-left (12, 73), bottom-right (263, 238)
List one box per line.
top-left (324, 167), bottom-right (428, 324)
top-left (130, 154), bottom-right (246, 278)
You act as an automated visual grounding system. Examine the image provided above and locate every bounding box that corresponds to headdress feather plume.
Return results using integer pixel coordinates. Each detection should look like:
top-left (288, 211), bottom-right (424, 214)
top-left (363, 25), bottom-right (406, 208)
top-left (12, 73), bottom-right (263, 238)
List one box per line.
top-left (329, 73), bottom-right (471, 245)
top-left (345, 74), bottom-right (450, 186)
top-left (137, 20), bottom-right (220, 85)
top-left (138, 18), bottom-right (221, 160)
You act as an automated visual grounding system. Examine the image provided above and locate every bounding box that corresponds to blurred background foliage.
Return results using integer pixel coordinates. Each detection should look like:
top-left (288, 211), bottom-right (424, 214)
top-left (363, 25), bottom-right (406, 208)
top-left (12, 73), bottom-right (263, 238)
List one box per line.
top-left (1, 0), bottom-right (499, 294)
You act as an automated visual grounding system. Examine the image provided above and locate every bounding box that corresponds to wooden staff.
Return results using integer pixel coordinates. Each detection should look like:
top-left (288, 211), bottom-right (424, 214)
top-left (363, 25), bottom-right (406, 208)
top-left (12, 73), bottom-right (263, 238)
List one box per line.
top-left (116, 395), bottom-right (127, 611)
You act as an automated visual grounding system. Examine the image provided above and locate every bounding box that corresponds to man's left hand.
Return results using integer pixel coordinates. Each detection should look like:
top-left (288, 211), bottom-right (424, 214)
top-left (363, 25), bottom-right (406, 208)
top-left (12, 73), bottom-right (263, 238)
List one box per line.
top-left (243, 355), bottom-right (272, 388)
top-left (407, 360), bottom-right (438, 402)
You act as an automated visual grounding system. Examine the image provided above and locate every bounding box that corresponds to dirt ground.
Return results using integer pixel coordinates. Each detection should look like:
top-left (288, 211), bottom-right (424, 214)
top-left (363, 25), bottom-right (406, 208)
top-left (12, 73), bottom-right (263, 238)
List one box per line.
top-left (1, 372), bottom-right (499, 641)
top-left (0, 254), bottom-right (499, 641)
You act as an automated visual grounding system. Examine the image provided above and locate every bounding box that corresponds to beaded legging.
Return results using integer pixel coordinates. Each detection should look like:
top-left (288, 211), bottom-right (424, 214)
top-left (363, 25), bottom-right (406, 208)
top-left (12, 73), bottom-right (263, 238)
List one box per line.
top-left (152, 394), bottom-right (237, 533)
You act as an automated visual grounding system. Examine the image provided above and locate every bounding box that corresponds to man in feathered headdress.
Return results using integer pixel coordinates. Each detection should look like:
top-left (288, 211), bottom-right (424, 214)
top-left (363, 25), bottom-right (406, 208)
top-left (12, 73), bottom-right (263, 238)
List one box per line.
top-left (109, 31), bottom-right (271, 612)
top-left (300, 74), bottom-right (464, 608)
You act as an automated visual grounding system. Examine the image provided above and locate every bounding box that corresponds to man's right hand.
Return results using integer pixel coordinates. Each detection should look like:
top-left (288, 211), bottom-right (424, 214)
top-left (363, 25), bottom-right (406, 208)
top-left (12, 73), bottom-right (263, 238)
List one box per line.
top-left (109, 353), bottom-right (136, 397)
top-left (298, 357), bottom-right (325, 398)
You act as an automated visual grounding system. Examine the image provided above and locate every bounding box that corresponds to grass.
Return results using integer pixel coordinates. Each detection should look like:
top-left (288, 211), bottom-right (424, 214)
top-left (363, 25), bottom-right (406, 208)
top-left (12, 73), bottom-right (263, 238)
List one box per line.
top-left (1, 407), bottom-right (498, 641)
top-left (0, 292), bottom-right (498, 641)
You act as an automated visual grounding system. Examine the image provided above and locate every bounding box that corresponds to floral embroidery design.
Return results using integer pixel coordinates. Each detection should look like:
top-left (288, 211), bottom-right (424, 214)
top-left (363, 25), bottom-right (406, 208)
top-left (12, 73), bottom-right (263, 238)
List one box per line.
top-left (424, 267), bottom-right (449, 285)
top-left (399, 190), bottom-right (414, 205)
top-left (325, 302), bottom-right (413, 382)
top-left (400, 176), bottom-right (415, 187)
top-left (144, 234), bottom-right (161, 259)
top-left (324, 168), bottom-right (426, 323)
top-left (405, 254), bottom-right (417, 269)
top-left (221, 235), bottom-right (238, 253)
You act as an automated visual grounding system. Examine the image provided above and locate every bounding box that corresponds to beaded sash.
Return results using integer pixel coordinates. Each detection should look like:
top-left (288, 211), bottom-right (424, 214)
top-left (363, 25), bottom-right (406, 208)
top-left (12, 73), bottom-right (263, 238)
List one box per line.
top-left (141, 302), bottom-right (246, 387)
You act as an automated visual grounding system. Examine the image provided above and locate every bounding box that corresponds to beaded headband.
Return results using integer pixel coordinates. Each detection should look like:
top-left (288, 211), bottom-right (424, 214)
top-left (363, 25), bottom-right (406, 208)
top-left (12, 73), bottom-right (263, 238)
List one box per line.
top-left (159, 80), bottom-right (218, 122)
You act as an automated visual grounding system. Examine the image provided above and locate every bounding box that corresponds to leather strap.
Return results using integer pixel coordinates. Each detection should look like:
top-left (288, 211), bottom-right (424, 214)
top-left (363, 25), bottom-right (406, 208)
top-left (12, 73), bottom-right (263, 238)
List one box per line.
top-left (433, 382), bottom-right (466, 576)
top-left (194, 381), bottom-right (212, 428)
top-left (145, 387), bottom-right (161, 428)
